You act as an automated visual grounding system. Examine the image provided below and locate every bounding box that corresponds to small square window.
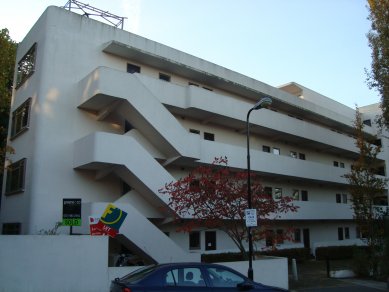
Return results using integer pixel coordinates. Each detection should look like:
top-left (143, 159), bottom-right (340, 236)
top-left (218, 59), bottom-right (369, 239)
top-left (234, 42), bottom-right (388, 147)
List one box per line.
top-left (264, 187), bottom-right (272, 196)
top-left (299, 153), bottom-right (306, 160)
top-left (274, 188), bottom-right (282, 199)
top-left (273, 148), bottom-right (280, 155)
top-left (262, 145), bottom-right (270, 153)
top-left (340, 162), bottom-right (345, 168)
top-left (127, 63), bottom-right (140, 73)
top-left (336, 193), bottom-right (341, 203)
top-left (204, 132), bottom-right (214, 141)
top-left (159, 73), bottom-right (171, 82)
top-left (333, 161), bottom-right (339, 167)
top-left (189, 129), bottom-right (200, 135)
top-left (290, 151), bottom-right (297, 158)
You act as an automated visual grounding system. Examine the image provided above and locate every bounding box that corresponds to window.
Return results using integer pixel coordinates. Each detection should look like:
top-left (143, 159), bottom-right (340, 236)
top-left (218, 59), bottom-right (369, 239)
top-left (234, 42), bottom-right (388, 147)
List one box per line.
top-left (189, 231), bottom-right (201, 250)
top-left (202, 86), bottom-right (213, 91)
top-left (2, 223), bottom-right (21, 234)
top-left (188, 82), bottom-right (199, 87)
top-left (299, 153), bottom-right (306, 160)
top-left (5, 158), bottom-right (26, 195)
top-left (338, 227), bottom-right (344, 240)
top-left (345, 227), bottom-right (350, 239)
top-left (333, 161), bottom-right (339, 167)
top-left (206, 267), bottom-right (245, 288)
top-left (290, 151), bottom-right (297, 158)
top-left (363, 119), bottom-right (372, 126)
top-left (127, 63), bottom-right (140, 73)
top-left (11, 98), bottom-right (31, 138)
top-left (165, 267), bottom-right (205, 287)
top-left (273, 148), bottom-right (280, 155)
top-left (189, 129), bottom-right (200, 135)
top-left (274, 188), bottom-right (282, 199)
top-left (16, 43), bottom-right (37, 88)
top-left (301, 190), bottom-right (308, 201)
top-left (264, 187), bottom-right (272, 196)
top-left (336, 193), bottom-right (341, 203)
top-left (292, 189), bottom-right (299, 200)
top-left (342, 194), bottom-right (348, 204)
top-left (159, 73), bottom-right (171, 82)
top-left (205, 231), bottom-right (216, 250)
top-left (340, 162), bottom-right (345, 168)
top-left (294, 229), bottom-right (301, 242)
top-left (204, 132), bottom-right (214, 141)
top-left (262, 145), bottom-right (270, 153)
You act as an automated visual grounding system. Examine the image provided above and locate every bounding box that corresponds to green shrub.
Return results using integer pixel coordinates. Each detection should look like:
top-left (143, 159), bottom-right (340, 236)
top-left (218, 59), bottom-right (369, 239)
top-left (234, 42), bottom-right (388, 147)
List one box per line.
top-left (201, 248), bottom-right (310, 263)
top-left (315, 245), bottom-right (368, 260)
top-left (352, 246), bottom-right (371, 277)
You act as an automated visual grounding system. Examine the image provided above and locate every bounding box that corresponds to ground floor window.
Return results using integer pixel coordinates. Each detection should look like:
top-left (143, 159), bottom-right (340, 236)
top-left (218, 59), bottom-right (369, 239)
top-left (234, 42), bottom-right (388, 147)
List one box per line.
top-left (5, 158), bottom-right (26, 195)
top-left (189, 231), bottom-right (201, 250)
top-left (205, 231), bottom-right (216, 250)
top-left (2, 223), bottom-right (21, 234)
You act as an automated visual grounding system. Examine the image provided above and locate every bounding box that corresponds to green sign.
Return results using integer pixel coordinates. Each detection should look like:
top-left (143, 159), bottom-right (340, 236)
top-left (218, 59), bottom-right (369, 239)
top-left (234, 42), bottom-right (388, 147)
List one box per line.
top-left (62, 218), bottom-right (81, 226)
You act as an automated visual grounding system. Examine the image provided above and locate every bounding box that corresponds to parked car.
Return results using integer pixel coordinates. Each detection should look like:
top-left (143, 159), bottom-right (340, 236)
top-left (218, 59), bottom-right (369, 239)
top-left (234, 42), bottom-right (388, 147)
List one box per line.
top-left (110, 262), bottom-right (288, 291)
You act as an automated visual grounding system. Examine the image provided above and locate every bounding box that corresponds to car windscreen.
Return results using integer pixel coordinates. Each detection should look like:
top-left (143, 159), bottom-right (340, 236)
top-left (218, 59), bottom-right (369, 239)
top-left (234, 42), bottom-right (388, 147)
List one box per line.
top-left (120, 265), bottom-right (158, 284)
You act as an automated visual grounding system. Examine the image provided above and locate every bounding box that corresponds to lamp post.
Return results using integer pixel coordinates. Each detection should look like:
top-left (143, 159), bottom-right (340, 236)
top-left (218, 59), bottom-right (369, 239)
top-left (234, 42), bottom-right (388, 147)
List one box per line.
top-left (246, 96), bottom-right (272, 280)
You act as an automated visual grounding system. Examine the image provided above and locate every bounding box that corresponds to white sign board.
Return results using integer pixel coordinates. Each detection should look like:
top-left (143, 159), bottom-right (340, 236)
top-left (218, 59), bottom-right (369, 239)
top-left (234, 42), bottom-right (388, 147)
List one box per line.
top-left (245, 209), bottom-right (257, 227)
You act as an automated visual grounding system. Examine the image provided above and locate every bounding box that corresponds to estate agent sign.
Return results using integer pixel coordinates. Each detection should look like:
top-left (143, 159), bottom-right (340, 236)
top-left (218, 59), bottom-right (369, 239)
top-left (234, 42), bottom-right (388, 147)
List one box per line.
top-left (62, 198), bottom-right (82, 226)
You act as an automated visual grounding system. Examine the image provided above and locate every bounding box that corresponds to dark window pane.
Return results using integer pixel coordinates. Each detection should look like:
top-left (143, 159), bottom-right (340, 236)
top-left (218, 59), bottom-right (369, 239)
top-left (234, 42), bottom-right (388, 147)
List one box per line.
top-left (16, 43), bottom-right (37, 88)
top-left (127, 63), bottom-right (140, 73)
top-left (204, 132), bottom-right (214, 141)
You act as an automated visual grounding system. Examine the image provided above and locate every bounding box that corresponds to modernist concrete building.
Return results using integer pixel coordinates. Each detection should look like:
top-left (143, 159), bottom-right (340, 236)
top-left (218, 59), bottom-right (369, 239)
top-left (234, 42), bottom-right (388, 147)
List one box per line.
top-left (1, 5), bottom-right (388, 264)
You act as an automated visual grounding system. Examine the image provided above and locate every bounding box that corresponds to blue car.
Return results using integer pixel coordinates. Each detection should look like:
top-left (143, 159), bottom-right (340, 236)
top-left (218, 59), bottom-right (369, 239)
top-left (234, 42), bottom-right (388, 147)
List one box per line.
top-left (110, 262), bottom-right (288, 291)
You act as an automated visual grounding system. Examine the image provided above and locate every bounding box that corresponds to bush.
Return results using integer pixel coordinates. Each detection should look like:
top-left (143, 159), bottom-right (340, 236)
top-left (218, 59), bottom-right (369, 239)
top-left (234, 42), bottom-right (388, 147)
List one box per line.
top-left (315, 245), bottom-right (369, 261)
top-left (201, 248), bottom-right (311, 263)
top-left (352, 246), bottom-right (371, 277)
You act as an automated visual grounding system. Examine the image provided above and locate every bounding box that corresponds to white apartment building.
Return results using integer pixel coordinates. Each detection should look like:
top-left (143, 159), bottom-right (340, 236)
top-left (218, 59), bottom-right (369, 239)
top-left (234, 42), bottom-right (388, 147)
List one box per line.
top-left (1, 6), bottom-right (388, 264)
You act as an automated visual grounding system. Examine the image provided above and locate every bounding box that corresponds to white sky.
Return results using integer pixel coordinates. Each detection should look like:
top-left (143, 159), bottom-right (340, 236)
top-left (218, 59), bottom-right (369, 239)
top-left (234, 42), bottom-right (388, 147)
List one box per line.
top-left (0, 0), bottom-right (380, 108)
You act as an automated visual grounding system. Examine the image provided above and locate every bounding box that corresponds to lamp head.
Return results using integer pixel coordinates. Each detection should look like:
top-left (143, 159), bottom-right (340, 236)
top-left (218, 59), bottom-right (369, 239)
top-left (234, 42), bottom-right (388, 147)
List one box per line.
top-left (253, 97), bottom-right (272, 110)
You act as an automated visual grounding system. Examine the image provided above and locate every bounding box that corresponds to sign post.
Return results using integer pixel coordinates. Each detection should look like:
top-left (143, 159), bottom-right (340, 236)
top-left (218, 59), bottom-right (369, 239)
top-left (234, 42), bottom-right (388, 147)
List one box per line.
top-left (62, 198), bottom-right (82, 235)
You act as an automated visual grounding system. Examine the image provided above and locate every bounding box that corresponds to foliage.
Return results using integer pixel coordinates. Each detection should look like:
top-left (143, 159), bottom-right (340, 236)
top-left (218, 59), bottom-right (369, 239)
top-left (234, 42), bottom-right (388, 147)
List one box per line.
top-left (366, 0), bottom-right (389, 128)
top-left (0, 28), bottom-right (17, 175)
top-left (315, 245), bottom-right (369, 261)
top-left (38, 222), bottom-right (63, 235)
top-left (159, 157), bottom-right (298, 257)
top-left (343, 108), bottom-right (387, 278)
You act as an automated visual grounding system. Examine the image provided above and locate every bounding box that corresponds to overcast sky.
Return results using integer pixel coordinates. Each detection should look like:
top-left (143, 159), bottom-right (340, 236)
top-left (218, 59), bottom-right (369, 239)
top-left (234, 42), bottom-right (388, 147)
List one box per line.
top-left (0, 0), bottom-right (379, 108)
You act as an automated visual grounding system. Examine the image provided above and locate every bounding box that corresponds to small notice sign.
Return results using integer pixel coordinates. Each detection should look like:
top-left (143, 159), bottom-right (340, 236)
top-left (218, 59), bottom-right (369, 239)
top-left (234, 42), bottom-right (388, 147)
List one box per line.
top-left (62, 198), bottom-right (82, 226)
top-left (245, 209), bottom-right (257, 227)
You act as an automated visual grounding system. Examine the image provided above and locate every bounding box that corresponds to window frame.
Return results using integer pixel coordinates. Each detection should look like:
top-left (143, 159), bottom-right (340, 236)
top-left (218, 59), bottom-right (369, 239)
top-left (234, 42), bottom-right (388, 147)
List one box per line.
top-left (204, 132), bottom-right (215, 141)
top-left (5, 158), bottom-right (26, 195)
top-left (127, 63), bottom-right (141, 74)
top-left (16, 43), bottom-right (37, 88)
top-left (159, 73), bottom-right (171, 82)
top-left (11, 98), bottom-right (32, 139)
top-left (189, 231), bottom-right (201, 250)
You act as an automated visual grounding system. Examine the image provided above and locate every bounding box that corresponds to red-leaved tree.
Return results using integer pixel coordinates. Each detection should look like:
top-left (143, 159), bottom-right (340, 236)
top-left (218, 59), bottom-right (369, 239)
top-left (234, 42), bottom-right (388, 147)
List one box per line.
top-left (159, 157), bottom-right (298, 257)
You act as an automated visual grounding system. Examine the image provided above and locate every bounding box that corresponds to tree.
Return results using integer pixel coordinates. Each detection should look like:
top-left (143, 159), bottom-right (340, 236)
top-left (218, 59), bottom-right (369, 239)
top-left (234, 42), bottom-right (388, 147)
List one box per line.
top-left (0, 28), bottom-right (17, 172)
top-left (159, 157), bottom-right (298, 257)
top-left (366, 0), bottom-right (389, 127)
top-left (343, 108), bottom-right (387, 278)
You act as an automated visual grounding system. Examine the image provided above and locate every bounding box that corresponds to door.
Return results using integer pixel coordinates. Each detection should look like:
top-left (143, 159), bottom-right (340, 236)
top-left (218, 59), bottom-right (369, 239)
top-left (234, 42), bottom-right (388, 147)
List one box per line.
top-left (303, 228), bottom-right (310, 249)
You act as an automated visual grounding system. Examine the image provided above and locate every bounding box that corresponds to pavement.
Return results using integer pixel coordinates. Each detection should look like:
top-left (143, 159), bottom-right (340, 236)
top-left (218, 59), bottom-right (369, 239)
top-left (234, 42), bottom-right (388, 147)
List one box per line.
top-left (288, 259), bottom-right (388, 291)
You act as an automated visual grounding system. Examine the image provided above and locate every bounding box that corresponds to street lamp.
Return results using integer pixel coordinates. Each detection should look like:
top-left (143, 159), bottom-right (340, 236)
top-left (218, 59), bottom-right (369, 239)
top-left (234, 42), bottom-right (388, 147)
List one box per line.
top-left (246, 96), bottom-right (272, 280)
